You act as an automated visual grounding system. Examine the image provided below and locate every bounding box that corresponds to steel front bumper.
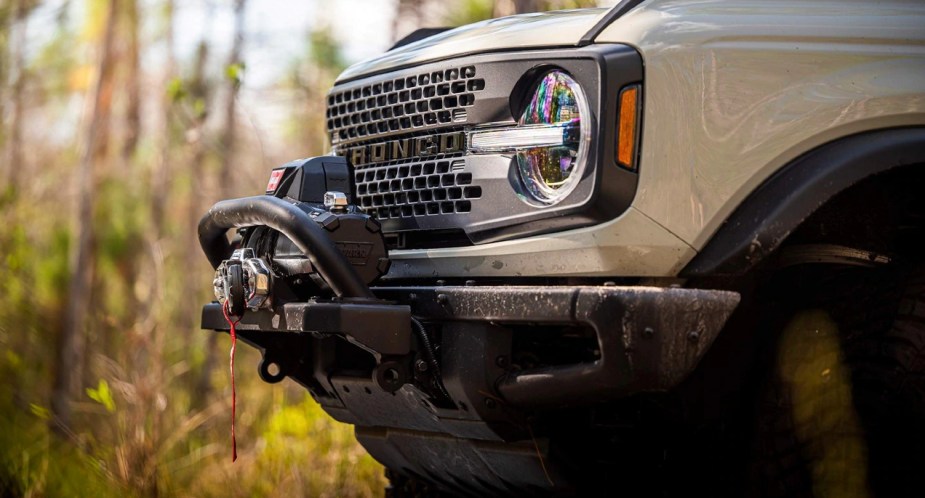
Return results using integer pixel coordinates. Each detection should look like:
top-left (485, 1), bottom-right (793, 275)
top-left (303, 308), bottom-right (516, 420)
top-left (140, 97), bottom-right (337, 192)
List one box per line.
top-left (202, 285), bottom-right (739, 409)
top-left (202, 285), bottom-right (738, 493)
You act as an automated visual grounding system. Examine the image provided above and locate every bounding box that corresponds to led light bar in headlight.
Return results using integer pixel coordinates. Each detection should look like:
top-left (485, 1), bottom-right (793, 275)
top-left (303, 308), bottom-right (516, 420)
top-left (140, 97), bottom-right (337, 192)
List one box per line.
top-left (465, 70), bottom-right (590, 206)
top-left (469, 123), bottom-right (579, 152)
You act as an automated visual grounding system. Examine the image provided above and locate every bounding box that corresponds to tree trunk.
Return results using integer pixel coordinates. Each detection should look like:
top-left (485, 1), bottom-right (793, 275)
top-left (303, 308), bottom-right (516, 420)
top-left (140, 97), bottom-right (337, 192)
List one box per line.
top-left (5, 0), bottom-right (29, 192)
top-left (218, 0), bottom-right (246, 196)
top-left (0, 7), bottom-right (10, 164)
top-left (196, 0), bottom-right (247, 403)
top-left (135, 4), bottom-right (175, 494)
top-left (391, 0), bottom-right (424, 44)
top-left (151, 0), bottom-right (176, 236)
top-left (51, 0), bottom-right (119, 434)
top-left (120, 0), bottom-right (142, 171)
top-left (186, 40), bottom-right (213, 404)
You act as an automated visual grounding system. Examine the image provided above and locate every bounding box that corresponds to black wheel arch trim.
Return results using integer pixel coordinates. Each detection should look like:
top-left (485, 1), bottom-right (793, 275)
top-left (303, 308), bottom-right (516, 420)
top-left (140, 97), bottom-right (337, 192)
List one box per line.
top-left (683, 127), bottom-right (925, 277)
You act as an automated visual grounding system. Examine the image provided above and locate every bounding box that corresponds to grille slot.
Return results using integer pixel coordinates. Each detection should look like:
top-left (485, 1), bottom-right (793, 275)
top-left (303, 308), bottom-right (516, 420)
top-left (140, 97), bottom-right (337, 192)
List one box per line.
top-left (326, 65), bottom-right (484, 146)
top-left (353, 155), bottom-right (482, 220)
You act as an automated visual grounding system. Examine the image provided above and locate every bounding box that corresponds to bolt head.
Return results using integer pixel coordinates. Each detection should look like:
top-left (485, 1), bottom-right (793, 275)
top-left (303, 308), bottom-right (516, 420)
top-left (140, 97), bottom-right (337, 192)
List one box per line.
top-left (324, 191), bottom-right (348, 206)
top-left (318, 213), bottom-right (341, 231)
top-left (364, 217), bottom-right (382, 233)
top-left (324, 191), bottom-right (349, 212)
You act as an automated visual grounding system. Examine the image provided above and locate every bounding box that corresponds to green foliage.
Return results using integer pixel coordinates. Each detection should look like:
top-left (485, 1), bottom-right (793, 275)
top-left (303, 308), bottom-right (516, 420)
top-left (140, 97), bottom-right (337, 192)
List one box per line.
top-left (309, 27), bottom-right (346, 74)
top-left (178, 388), bottom-right (386, 497)
top-left (2, 224), bottom-right (29, 307)
top-left (29, 402), bottom-right (51, 420)
top-left (87, 379), bottom-right (117, 413)
top-left (32, 24), bottom-right (80, 98)
top-left (166, 76), bottom-right (186, 102)
top-left (225, 61), bottom-right (246, 87)
top-left (0, 403), bottom-right (120, 498)
top-left (34, 225), bottom-right (70, 309)
top-left (443, 0), bottom-right (495, 26)
top-left (0, 112), bottom-right (382, 498)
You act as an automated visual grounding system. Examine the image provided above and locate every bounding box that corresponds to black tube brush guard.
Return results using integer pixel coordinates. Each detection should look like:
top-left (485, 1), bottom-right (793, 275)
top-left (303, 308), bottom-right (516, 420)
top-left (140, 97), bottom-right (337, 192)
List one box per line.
top-left (198, 195), bottom-right (373, 299)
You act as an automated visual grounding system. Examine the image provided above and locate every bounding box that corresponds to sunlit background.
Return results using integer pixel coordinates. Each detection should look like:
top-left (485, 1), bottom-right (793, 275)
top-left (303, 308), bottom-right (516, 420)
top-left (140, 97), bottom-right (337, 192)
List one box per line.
top-left (0, 1), bottom-right (615, 496)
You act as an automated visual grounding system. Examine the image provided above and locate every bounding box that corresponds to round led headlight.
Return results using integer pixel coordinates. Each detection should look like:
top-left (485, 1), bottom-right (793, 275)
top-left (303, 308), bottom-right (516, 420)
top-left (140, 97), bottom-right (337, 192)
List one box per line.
top-left (516, 70), bottom-right (590, 205)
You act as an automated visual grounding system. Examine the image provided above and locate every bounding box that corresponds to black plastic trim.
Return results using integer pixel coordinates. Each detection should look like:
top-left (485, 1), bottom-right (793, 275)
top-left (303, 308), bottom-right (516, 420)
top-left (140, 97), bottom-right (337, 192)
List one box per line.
top-left (579, 0), bottom-right (648, 46)
top-left (683, 127), bottom-right (925, 277)
top-left (389, 27), bottom-right (453, 51)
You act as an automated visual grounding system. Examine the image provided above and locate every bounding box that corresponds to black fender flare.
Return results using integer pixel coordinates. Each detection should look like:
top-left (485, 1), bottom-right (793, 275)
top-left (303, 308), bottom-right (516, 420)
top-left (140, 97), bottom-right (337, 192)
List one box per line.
top-left (683, 127), bottom-right (925, 277)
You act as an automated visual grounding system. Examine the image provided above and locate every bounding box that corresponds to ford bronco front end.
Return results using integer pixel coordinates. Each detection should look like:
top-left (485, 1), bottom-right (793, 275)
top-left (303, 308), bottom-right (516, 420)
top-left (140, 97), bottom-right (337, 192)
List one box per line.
top-left (199, 1), bottom-right (925, 496)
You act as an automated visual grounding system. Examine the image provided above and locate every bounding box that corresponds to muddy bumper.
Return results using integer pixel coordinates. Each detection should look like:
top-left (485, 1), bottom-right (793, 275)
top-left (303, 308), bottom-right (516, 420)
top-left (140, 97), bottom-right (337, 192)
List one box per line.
top-left (202, 284), bottom-right (739, 411)
top-left (202, 284), bottom-right (738, 493)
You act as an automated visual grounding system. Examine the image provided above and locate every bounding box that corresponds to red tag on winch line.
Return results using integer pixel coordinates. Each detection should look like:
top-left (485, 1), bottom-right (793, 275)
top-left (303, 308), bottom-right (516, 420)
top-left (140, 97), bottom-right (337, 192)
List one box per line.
top-left (221, 300), bottom-right (241, 462)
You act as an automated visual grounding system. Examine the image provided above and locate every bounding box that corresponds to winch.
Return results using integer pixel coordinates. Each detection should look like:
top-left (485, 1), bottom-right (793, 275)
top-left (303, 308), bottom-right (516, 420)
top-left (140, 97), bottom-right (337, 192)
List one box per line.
top-left (213, 248), bottom-right (272, 316)
top-left (198, 156), bottom-right (442, 396)
top-left (208, 156), bottom-right (390, 312)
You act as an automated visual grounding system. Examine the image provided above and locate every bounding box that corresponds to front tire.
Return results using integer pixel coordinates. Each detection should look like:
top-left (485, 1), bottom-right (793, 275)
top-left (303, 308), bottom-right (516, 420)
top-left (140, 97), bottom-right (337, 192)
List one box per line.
top-left (752, 264), bottom-right (925, 497)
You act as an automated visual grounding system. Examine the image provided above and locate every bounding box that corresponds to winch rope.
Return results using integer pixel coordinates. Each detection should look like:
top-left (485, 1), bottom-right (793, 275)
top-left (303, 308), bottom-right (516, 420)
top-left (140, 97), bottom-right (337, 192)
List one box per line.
top-left (221, 299), bottom-right (242, 462)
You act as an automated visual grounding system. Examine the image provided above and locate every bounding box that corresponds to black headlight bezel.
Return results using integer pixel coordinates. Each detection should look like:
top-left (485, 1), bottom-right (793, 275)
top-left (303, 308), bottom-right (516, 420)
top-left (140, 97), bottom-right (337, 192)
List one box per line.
top-left (329, 44), bottom-right (643, 245)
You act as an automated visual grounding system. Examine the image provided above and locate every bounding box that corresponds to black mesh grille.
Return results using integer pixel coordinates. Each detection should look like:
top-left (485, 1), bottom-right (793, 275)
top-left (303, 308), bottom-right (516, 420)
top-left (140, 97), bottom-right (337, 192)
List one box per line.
top-left (328, 64), bottom-right (490, 227)
top-left (353, 154), bottom-right (483, 220)
top-left (320, 45), bottom-right (639, 247)
top-left (326, 65), bottom-right (485, 146)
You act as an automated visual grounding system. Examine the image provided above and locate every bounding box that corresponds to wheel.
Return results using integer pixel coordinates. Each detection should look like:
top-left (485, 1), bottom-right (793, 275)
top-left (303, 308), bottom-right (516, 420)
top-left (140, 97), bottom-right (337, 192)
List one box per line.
top-left (751, 264), bottom-right (925, 498)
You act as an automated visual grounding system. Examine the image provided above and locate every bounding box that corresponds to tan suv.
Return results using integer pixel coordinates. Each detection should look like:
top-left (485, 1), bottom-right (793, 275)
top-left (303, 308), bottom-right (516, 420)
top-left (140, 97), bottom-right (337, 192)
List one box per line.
top-left (199, 1), bottom-right (925, 495)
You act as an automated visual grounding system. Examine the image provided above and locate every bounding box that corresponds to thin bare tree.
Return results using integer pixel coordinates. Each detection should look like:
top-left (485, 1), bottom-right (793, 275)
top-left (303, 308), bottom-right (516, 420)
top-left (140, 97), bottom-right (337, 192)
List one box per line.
top-left (151, 0), bottom-right (176, 235)
top-left (175, 36), bottom-right (212, 375)
top-left (218, 0), bottom-right (246, 196)
top-left (0, 7), bottom-right (10, 163)
top-left (51, 0), bottom-right (120, 434)
top-left (391, 0), bottom-right (426, 43)
top-left (5, 0), bottom-right (30, 191)
top-left (121, 0), bottom-right (142, 170)
top-left (196, 0), bottom-right (248, 402)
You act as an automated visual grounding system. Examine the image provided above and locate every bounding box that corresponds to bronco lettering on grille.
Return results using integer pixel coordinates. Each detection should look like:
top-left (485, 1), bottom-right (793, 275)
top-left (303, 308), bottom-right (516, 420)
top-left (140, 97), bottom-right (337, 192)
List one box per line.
top-left (345, 131), bottom-right (465, 167)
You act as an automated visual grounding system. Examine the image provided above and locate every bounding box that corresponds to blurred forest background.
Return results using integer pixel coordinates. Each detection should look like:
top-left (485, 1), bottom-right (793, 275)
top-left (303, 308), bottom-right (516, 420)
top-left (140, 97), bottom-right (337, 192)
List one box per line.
top-left (0, 0), bottom-right (608, 496)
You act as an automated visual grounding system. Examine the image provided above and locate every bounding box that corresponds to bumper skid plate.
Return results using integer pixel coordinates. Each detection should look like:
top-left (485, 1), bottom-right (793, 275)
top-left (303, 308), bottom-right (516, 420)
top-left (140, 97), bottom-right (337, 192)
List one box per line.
top-left (202, 285), bottom-right (738, 493)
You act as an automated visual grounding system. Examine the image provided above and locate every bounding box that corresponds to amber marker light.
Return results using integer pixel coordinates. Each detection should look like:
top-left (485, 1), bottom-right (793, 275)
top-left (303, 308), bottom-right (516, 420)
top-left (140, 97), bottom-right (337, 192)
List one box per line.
top-left (617, 85), bottom-right (639, 170)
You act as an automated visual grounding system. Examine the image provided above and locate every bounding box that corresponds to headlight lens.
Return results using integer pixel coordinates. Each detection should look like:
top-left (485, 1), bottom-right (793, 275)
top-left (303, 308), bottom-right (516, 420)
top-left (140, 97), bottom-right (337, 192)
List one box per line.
top-left (516, 70), bottom-right (590, 205)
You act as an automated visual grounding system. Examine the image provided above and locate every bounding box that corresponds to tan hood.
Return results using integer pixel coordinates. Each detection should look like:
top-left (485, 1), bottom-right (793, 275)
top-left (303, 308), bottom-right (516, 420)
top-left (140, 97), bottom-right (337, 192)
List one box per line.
top-left (337, 8), bottom-right (611, 82)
